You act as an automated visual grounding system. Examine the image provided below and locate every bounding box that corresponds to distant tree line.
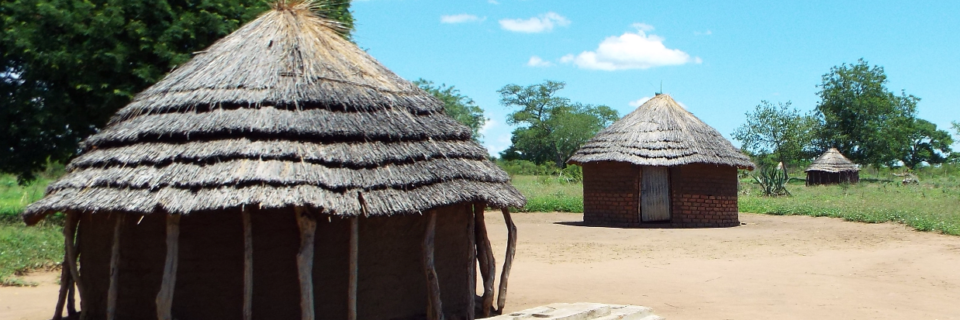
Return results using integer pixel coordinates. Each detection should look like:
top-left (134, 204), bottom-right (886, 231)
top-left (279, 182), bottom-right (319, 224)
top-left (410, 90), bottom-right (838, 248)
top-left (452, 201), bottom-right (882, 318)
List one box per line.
top-left (733, 59), bottom-right (954, 171)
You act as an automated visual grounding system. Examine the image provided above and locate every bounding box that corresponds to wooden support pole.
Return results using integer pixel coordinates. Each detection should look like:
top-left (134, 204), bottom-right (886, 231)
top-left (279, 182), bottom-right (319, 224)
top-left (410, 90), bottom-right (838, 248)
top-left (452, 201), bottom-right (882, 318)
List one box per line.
top-left (62, 212), bottom-right (84, 318)
top-left (466, 204), bottom-right (477, 320)
top-left (295, 207), bottom-right (316, 320)
top-left (66, 276), bottom-right (76, 317)
top-left (53, 256), bottom-right (69, 320)
top-left (348, 217), bottom-right (359, 320)
top-left (242, 208), bottom-right (253, 320)
top-left (473, 204), bottom-right (495, 317)
top-left (496, 208), bottom-right (518, 313)
top-left (156, 213), bottom-right (181, 320)
top-left (422, 210), bottom-right (443, 320)
top-left (107, 214), bottom-right (125, 320)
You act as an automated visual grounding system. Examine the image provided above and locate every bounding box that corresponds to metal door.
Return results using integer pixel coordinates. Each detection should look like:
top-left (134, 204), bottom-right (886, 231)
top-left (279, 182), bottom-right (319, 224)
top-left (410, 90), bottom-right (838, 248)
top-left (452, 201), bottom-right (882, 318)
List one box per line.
top-left (641, 166), bottom-right (671, 222)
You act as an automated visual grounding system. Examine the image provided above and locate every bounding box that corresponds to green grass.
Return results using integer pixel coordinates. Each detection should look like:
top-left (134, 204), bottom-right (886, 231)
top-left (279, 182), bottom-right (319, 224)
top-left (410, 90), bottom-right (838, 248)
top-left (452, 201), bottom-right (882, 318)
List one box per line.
top-left (0, 220), bottom-right (63, 286)
top-left (0, 174), bottom-right (62, 286)
top-left (509, 175), bottom-right (583, 212)
top-left (0, 175), bottom-right (50, 219)
top-left (739, 176), bottom-right (960, 235)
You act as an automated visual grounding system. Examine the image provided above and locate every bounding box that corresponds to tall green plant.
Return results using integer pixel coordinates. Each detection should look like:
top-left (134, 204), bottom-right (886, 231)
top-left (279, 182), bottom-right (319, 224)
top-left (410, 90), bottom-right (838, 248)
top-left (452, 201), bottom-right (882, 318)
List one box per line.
top-left (753, 166), bottom-right (791, 197)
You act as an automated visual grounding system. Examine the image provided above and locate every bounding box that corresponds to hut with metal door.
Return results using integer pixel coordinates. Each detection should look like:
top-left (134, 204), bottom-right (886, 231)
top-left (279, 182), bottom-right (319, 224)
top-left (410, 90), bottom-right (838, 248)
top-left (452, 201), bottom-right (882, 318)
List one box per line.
top-left (568, 94), bottom-right (754, 228)
top-left (22, 3), bottom-right (524, 320)
top-left (805, 148), bottom-right (859, 185)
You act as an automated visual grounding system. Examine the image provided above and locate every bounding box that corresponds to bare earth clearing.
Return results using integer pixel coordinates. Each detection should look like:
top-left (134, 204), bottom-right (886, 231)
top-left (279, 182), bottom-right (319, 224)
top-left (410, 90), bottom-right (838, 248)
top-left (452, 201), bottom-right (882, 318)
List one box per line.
top-left (3, 212), bottom-right (959, 320)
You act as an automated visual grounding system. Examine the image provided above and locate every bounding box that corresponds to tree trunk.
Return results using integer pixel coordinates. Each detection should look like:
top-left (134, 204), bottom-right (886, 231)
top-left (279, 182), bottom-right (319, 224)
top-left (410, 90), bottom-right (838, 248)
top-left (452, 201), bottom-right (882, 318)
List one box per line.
top-left (473, 204), bottom-right (495, 317)
top-left (496, 208), bottom-right (518, 313)
top-left (295, 207), bottom-right (316, 320)
top-left (107, 214), bottom-right (125, 320)
top-left (156, 213), bottom-right (181, 320)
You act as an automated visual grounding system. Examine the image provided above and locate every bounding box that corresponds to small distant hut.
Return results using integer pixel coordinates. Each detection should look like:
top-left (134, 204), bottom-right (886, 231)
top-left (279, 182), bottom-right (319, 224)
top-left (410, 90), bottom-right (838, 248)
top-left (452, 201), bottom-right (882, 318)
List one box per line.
top-left (805, 148), bottom-right (859, 185)
top-left (23, 3), bottom-right (524, 320)
top-left (568, 94), bottom-right (754, 228)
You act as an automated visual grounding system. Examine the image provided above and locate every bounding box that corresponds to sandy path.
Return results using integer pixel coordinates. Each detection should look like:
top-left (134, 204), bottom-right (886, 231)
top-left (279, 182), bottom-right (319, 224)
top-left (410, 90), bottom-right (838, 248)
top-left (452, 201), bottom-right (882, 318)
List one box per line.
top-left (487, 212), bottom-right (960, 320)
top-left (3, 212), bottom-right (958, 320)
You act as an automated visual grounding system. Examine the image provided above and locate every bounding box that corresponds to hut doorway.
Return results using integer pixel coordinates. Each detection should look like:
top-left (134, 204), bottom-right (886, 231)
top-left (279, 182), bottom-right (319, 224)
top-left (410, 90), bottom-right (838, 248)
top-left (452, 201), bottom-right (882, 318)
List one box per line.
top-left (640, 166), bottom-right (671, 222)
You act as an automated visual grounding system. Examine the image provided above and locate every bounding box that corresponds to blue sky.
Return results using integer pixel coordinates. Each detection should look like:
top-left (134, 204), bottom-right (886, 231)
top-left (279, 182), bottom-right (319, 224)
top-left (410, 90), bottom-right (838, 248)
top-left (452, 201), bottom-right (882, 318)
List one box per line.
top-left (351, 0), bottom-right (960, 156)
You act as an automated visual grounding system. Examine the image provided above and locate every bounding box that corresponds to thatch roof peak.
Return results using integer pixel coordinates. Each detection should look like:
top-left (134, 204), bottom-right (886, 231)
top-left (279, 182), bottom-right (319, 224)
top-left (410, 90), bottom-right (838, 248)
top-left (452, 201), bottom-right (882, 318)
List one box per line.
top-left (805, 148), bottom-right (859, 172)
top-left (568, 94), bottom-right (754, 169)
top-left (23, 3), bottom-right (524, 225)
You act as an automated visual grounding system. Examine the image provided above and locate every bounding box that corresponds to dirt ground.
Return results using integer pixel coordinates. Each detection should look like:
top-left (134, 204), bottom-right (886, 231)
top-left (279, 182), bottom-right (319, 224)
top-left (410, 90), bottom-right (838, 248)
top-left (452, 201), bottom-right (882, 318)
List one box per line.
top-left (3, 212), bottom-right (959, 320)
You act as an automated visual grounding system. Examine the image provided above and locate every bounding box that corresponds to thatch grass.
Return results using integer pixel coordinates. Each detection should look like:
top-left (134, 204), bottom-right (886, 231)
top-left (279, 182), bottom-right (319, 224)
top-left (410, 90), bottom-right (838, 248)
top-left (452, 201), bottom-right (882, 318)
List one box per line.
top-left (569, 94), bottom-right (754, 169)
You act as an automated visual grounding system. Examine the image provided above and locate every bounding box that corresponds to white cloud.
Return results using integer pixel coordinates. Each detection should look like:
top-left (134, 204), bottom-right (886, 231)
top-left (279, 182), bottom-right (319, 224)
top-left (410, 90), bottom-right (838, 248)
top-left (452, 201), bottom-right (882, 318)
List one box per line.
top-left (488, 0), bottom-right (499, 4)
top-left (629, 97), bottom-right (652, 107)
top-left (561, 23), bottom-right (700, 71)
top-left (499, 12), bottom-right (570, 33)
top-left (484, 132), bottom-right (513, 158)
top-left (695, 30), bottom-right (713, 36)
top-left (479, 119), bottom-right (497, 137)
top-left (527, 56), bottom-right (553, 67)
top-left (441, 14), bottom-right (485, 24)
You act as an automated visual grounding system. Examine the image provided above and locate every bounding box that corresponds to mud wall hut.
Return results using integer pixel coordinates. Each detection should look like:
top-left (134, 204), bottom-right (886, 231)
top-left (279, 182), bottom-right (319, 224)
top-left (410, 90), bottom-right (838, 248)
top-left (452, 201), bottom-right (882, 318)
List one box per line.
top-left (568, 94), bottom-right (754, 228)
top-left (23, 3), bottom-right (524, 320)
top-left (805, 148), bottom-right (859, 185)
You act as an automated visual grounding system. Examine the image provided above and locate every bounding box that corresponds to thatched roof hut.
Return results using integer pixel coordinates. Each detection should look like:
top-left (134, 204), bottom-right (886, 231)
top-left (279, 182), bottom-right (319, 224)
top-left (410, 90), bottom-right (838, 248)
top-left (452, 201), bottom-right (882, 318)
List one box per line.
top-left (24, 3), bottom-right (523, 320)
top-left (569, 94), bottom-right (753, 228)
top-left (805, 148), bottom-right (859, 185)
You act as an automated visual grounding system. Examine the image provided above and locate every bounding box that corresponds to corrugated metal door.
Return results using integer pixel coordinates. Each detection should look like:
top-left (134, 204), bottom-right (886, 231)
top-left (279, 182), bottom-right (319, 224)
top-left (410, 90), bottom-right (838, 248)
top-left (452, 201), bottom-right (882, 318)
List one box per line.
top-left (641, 166), bottom-right (671, 222)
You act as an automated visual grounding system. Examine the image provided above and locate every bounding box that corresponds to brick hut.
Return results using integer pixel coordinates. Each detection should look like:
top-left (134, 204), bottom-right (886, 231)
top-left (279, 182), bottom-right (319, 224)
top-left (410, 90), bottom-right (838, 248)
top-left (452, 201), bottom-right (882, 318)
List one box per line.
top-left (22, 3), bottom-right (524, 320)
top-left (568, 94), bottom-right (754, 228)
top-left (805, 148), bottom-right (859, 185)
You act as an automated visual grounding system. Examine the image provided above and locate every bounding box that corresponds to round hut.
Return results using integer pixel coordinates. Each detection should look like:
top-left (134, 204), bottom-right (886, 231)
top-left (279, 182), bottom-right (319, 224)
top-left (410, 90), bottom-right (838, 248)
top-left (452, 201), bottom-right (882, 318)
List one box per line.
top-left (805, 148), bottom-right (859, 185)
top-left (22, 3), bottom-right (524, 320)
top-left (568, 94), bottom-right (754, 228)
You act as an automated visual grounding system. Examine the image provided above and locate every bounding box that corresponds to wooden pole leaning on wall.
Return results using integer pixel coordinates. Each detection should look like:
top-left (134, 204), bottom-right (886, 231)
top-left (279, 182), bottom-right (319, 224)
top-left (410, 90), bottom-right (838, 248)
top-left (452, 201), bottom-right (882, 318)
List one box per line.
top-left (242, 208), bottom-right (254, 320)
top-left (466, 204), bottom-right (477, 320)
top-left (496, 208), bottom-right (518, 313)
top-left (107, 214), bottom-right (126, 320)
top-left (473, 203), bottom-right (495, 317)
top-left (422, 210), bottom-right (443, 320)
top-left (61, 211), bottom-right (85, 318)
top-left (295, 207), bottom-right (317, 320)
top-left (156, 213), bottom-right (181, 320)
top-left (348, 217), bottom-right (359, 320)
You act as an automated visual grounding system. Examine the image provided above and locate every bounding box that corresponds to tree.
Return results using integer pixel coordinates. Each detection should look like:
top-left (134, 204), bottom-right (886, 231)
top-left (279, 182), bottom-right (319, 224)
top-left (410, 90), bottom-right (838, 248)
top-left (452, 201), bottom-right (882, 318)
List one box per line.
top-left (413, 79), bottom-right (486, 141)
top-left (498, 80), bottom-right (618, 167)
top-left (732, 101), bottom-right (817, 172)
top-left (815, 59), bottom-right (917, 167)
top-left (0, 0), bottom-right (353, 182)
top-left (900, 119), bottom-right (952, 169)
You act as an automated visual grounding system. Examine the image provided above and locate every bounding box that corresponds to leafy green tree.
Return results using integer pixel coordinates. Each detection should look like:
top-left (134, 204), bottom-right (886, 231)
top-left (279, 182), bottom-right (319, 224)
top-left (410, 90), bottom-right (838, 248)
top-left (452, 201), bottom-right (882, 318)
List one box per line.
top-left (815, 59), bottom-right (917, 167)
top-left (732, 100), bottom-right (817, 173)
top-left (413, 79), bottom-right (486, 141)
top-left (900, 119), bottom-right (952, 169)
top-left (498, 80), bottom-right (618, 167)
top-left (0, 0), bottom-right (353, 182)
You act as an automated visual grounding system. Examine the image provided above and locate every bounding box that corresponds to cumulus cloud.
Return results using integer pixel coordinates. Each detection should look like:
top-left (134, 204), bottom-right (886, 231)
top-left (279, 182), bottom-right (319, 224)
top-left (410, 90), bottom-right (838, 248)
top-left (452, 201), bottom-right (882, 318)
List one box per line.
top-left (695, 30), bottom-right (713, 36)
top-left (629, 97), bottom-right (652, 107)
top-left (527, 56), bottom-right (553, 67)
top-left (499, 12), bottom-right (570, 33)
top-left (441, 14), bottom-right (485, 24)
top-left (562, 23), bottom-right (700, 71)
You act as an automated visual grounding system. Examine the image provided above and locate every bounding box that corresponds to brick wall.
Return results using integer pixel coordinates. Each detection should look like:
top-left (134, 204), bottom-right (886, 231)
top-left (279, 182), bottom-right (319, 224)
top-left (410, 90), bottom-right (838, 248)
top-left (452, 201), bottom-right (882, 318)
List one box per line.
top-left (669, 164), bottom-right (739, 227)
top-left (582, 161), bottom-right (639, 224)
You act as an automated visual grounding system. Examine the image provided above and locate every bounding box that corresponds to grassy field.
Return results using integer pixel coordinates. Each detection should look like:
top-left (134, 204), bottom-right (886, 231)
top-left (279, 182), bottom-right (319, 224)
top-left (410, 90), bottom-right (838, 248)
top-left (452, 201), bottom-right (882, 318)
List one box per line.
top-left (508, 175), bottom-right (583, 213)
top-left (739, 176), bottom-right (960, 235)
top-left (0, 175), bottom-right (62, 286)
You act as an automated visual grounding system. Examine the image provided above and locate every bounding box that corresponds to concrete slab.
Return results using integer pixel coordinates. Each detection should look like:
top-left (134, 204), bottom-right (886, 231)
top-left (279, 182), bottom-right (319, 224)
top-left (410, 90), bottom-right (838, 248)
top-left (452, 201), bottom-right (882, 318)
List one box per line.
top-left (487, 302), bottom-right (664, 320)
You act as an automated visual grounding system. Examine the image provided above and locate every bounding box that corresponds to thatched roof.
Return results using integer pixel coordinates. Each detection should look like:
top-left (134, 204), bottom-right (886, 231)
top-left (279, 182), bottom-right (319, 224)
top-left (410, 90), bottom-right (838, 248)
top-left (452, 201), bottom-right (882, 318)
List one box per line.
top-left (568, 94), bottom-right (754, 169)
top-left (805, 148), bottom-right (859, 173)
top-left (22, 2), bottom-right (524, 225)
